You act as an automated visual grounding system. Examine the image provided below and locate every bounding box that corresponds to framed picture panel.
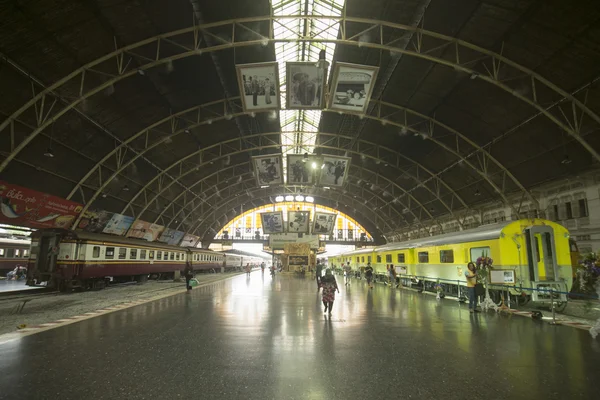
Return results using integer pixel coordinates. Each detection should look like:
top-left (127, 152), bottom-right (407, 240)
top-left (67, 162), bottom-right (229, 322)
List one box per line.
top-left (236, 62), bottom-right (280, 112)
top-left (260, 211), bottom-right (284, 234)
top-left (312, 212), bottom-right (337, 235)
top-left (287, 211), bottom-right (311, 233)
top-left (320, 155), bottom-right (350, 187)
top-left (328, 62), bottom-right (379, 114)
top-left (287, 154), bottom-right (315, 185)
top-left (286, 62), bottom-right (327, 109)
top-left (252, 155), bottom-right (283, 186)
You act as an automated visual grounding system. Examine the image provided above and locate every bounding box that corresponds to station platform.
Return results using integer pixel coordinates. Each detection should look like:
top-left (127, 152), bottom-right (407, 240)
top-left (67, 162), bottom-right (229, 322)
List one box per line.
top-left (0, 279), bottom-right (42, 293)
top-left (0, 272), bottom-right (598, 399)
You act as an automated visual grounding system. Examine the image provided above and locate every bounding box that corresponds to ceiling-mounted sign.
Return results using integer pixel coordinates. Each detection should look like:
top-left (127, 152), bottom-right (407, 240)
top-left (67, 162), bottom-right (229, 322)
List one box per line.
top-left (126, 220), bottom-right (165, 241)
top-left (236, 62), bottom-right (280, 112)
top-left (287, 210), bottom-right (310, 233)
top-left (180, 233), bottom-right (200, 247)
top-left (157, 228), bottom-right (185, 245)
top-left (287, 154), bottom-right (316, 185)
top-left (77, 209), bottom-right (115, 233)
top-left (269, 233), bottom-right (319, 250)
top-left (286, 62), bottom-right (327, 110)
top-left (320, 155), bottom-right (350, 187)
top-left (260, 211), bottom-right (284, 234)
top-left (252, 154), bottom-right (283, 186)
top-left (102, 213), bottom-right (135, 236)
top-left (328, 62), bottom-right (379, 114)
top-left (0, 181), bottom-right (83, 229)
top-left (312, 212), bottom-right (337, 235)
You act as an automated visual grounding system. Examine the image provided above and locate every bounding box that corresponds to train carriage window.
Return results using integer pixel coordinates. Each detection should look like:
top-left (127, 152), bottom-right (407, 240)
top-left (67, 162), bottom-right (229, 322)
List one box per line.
top-left (367, 256), bottom-right (371, 263)
top-left (176, 253), bottom-right (180, 261)
top-left (156, 251), bottom-right (162, 260)
top-left (181, 253), bottom-right (184, 260)
top-left (23, 249), bottom-right (29, 258)
top-left (385, 254), bottom-right (392, 263)
top-left (376, 255), bottom-right (382, 263)
top-left (170, 252), bottom-right (175, 260)
top-left (418, 252), bottom-right (429, 263)
top-left (140, 250), bottom-right (146, 260)
top-left (14, 249), bottom-right (20, 257)
top-left (362, 256), bottom-right (365, 263)
top-left (0, 249), bottom-right (4, 257)
top-left (92, 246), bottom-right (101, 258)
top-left (149, 250), bottom-right (155, 260)
top-left (7, 248), bottom-right (15, 258)
top-left (106, 247), bottom-right (115, 259)
top-left (440, 250), bottom-right (454, 263)
top-left (118, 248), bottom-right (127, 260)
top-left (130, 249), bottom-right (137, 259)
top-left (470, 247), bottom-right (490, 263)
top-left (397, 253), bottom-right (405, 263)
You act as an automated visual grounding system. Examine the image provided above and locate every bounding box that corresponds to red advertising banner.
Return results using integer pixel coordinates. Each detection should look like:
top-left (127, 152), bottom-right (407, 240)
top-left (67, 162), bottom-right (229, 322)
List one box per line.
top-left (0, 181), bottom-right (83, 229)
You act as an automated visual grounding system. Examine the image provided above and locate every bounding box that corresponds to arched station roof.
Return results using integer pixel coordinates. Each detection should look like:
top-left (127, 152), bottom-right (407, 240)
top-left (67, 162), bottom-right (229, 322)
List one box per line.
top-left (1, 0), bottom-right (599, 246)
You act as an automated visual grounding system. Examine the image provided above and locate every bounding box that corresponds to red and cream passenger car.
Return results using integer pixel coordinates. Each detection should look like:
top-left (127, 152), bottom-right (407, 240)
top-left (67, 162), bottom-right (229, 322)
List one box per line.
top-left (27, 229), bottom-right (223, 291)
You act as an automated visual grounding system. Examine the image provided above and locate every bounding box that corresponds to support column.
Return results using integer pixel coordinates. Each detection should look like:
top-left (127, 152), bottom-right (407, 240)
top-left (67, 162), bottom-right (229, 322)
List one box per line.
top-left (173, 270), bottom-right (181, 282)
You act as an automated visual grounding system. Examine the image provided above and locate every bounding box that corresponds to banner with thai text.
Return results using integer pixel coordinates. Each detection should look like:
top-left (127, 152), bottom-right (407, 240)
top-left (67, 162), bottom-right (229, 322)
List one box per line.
top-left (0, 181), bottom-right (83, 229)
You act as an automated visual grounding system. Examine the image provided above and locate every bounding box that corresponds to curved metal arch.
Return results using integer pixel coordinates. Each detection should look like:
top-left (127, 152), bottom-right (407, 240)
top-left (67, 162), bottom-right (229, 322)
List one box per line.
top-left (192, 185), bottom-right (396, 241)
top-left (139, 131), bottom-right (469, 231)
top-left (169, 168), bottom-right (417, 235)
top-left (112, 138), bottom-right (437, 233)
top-left (214, 201), bottom-right (375, 241)
top-left (192, 177), bottom-right (398, 235)
top-left (2, 15), bottom-right (599, 178)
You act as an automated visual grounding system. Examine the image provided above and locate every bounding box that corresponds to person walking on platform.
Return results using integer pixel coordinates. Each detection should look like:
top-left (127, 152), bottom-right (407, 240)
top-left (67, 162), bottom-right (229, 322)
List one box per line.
top-left (321, 269), bottom-right (339, 315)
top-left (365, 262), bottom-right (374, 289)
top-left (465, 262), bottom-right (479, 312)
top-left (245, 263), bottom-right (251, 277)
top-left (344, 262), bottom-right (352, 286)
top-left (389, 264), bottom-right (397, 288)
top-left (261, 262), bottom-right (266, 274)
top-left (316, 259), bottom-right (324, 291)
top-left (183, 262), bottom-right (194, 292)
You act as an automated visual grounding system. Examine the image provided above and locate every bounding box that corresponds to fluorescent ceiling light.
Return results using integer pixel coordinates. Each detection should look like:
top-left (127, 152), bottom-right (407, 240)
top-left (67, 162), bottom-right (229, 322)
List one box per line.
top-left (295, 195), bottom-right (305, 202)
top-left (285, 195), bottom-right (294, 201)
top-left (305, 196), bottom-right (314, 202)
top-left (275, 196), bottom-right (284, 202)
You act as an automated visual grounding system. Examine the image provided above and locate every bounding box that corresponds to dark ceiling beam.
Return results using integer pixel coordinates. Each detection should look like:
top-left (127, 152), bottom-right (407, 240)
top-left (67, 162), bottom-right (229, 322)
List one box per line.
top-left (3, 15), bottom-right (599, 175)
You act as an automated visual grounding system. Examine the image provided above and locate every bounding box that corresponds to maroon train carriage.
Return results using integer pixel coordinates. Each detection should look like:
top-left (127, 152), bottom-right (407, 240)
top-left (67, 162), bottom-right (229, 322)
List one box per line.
top-left (26, 229), bottom-right (223, 292)
top-left (0, 236), bottom-right (31, 276)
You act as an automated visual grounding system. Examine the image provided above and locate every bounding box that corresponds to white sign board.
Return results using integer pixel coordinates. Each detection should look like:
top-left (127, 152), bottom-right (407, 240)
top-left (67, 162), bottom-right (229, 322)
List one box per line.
top-left (269, 233), bottom-right (319, 250)
top-left (395, 266), bottom-right (407, 275)
top-left (490, 270), bottom-right (515, 284)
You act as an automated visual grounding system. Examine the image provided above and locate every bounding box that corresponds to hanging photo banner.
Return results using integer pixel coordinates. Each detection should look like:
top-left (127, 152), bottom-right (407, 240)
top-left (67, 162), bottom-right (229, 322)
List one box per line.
top-left (157, 228), bottom-right (185, 245)
top-left (78, 209), bottom-right (115, 233)
top-left (180, 233), bottom-right (201, 247)
top-left (319, 155), bottom-right (350, 187)
top-left (312, 212), bottom-right (337, 235)
top-left (328, 62), bottom-right (379, 114)
top-left (287, 210), bottom-right (310, 233)
top-left (102, 213), bottom-right (135, 236)
top-left (0, 181), bottom-right (83, 229)
top-left (126, 220), bottom-right (165, 241)
top-left (252, 154), bottom-right (283, 186)
top-left (287, 154), bottom-right (316, 185)
top-left (236, 62), bottom-right (280, 112)
top-left (286, 62), bottom-right (327, 109)
top-left (260, 211), bottom-right (284, 234)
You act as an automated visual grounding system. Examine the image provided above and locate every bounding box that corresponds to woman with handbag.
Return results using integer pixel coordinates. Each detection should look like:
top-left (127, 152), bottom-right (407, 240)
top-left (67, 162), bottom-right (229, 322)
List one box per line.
top-left (465, 262), bottom-right (479, 312)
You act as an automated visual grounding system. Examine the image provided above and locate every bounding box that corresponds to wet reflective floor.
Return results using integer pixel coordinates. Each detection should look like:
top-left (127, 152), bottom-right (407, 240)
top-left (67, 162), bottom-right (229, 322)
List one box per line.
top-left (1, 272), bottom-right (598, 400)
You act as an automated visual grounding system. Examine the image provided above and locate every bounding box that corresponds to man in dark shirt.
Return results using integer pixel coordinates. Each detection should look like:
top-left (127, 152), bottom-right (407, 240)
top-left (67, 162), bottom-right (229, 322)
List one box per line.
top-left (365, 262), bottom-right (374, 289)
top-left (315, 259), bottom-right (324, 291)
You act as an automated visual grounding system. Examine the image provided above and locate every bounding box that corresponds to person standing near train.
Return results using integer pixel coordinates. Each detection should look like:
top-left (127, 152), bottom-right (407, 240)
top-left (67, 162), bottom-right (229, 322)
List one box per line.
top-left (364, 262), bottom-right (374, 289)
top-left (465, 262), bottom-right (479, 312)
top-left (183, 262), bottom-right (194, 292)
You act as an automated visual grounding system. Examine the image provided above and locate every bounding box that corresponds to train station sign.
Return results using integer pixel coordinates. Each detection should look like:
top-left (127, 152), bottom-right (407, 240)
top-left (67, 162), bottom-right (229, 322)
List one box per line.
top-left (268, 233), bottom-right (319, 250)
top-left (0, 180), bottom-right (83, 229)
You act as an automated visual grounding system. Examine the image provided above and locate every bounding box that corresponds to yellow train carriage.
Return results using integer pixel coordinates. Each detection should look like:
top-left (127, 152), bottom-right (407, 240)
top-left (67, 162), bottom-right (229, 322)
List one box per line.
top-left (332, 219), bottom-right (573, 306)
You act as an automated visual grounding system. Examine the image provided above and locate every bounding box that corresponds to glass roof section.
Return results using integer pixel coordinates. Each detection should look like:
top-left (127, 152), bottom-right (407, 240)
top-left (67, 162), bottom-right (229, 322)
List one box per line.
top-left (271, 0), bottom-right (346, 180)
